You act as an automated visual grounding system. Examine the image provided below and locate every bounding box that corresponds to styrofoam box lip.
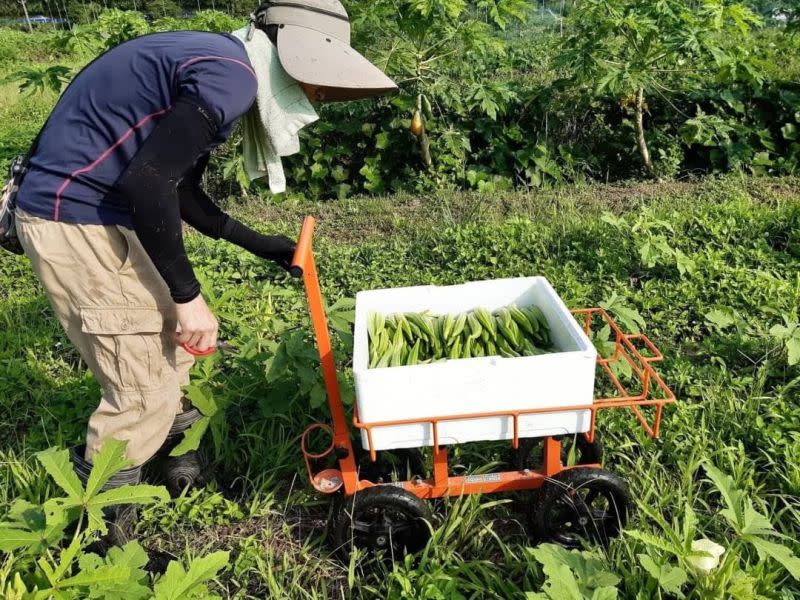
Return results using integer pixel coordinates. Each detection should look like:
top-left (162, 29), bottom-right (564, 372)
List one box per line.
top-left (353, 276), bottom-right (595, 375)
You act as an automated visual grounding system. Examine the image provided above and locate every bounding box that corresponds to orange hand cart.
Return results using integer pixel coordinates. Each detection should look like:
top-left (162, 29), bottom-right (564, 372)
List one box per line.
top-left (289, 216), bottom-right (676, 556)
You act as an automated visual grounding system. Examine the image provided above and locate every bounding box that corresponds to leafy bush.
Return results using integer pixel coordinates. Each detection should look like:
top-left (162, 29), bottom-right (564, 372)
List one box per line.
top-left (0, 440), bottom-right (229, 598)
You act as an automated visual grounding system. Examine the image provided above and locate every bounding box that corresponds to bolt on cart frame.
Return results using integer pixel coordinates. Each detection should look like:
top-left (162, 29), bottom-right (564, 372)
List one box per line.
top-left (289, 216), bottom-right (676, 551)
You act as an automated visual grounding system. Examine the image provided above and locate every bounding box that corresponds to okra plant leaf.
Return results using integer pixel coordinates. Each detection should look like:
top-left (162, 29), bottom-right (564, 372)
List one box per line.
top-left (740, 500), bottom-right (780, 538)
top-left (638, 554), bottom-right (687, 597)
top-left (770, 322), bottom-right (800, 365)
top-left (56, 564), bottom-right (132, 591)
top-left (0, 526), bottom-right (47, 552)
top-left (744, 536), bottom-right (800, 580)
top-left (86, 485), bottom-right (169, 534)
top-left (600, 293), bottom-right (645, 333)
top-left (153, 550), bottom-right (230, 600)
top-left (80, 541), bottom-right (151, 600)
top-left (35, 447), bottom-right (84, 503)
top-left (703, 463), bottom-right (746, 531)
top-left (310, 381), bottom-right (327, 408)
top-left (185, 384), bottom-right (219, 417)
top-left (170, 417), bottom-right (211, 457)
top-left (705, 309), bottom-right (737, 332)
top-left (85, 439), bottom-right (131, 498)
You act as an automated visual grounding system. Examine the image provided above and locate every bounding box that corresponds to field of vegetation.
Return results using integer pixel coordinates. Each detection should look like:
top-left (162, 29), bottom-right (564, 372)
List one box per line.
top-left (0, 1), bottom-right (799, 598)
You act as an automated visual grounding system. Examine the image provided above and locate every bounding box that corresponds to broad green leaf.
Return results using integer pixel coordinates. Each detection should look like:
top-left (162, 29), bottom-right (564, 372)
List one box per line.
top-left (741, 500), bottom-right (777, 538)
top-left (53, 535), bottom-right (83, 580)
top-left (591, 589), bottom-right (618, 600)
top-left (91, 484), bottom-right (169, 510)
top-left (35, 447), bottom-right (84, 502)
top-left (610, 307), bottom-right (645, 334)
top-left (310, 381), bottom-right (327, 409)
top-left (704, 309), bottom-right (736, 331)
top-left (58, 564), bottom-right (132, 588)
top-left (85, 439), bottom-right (131, 498)
top-left (638, 554), bottom-right (687, 596)
top-left (170, 417), bottom-right (211, 457)
top-left (703, 463), bottom-right (744, 531)
top-left (787, 338), bottom-right (800, 366)
top-left (86, 485), bottom-right (169, 533)
top-left (535, 562), bottom-right (584, 600)
top-left (639, 240), bottom-right (659, 268)
top-left (154, 551), bottom-right (230, 600)
top-left (0, 528), bottom-right (45, 552)
top-left (600, 293), bottom-right (645, 333)
top-left (82, 542), bottom-right (151, 600)
top-left (745, 536), bottom-right (800, 580)
top-left (185, 385), bottom-right (219, 416)
top-left (106, 540), bottom-right (149, 571)
top-left (675, 250), bottom-right (696, 276)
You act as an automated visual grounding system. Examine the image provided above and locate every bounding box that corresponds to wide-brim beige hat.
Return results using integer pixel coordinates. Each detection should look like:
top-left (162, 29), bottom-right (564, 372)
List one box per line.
top-left (258, 0), bottom-right (398, 101)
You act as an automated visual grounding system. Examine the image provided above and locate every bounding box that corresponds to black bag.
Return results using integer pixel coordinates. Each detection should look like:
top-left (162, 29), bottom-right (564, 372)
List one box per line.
top-left (0, 155), bottom-right (27, 255)
top-left (0, 126), bottom-right (46, 255)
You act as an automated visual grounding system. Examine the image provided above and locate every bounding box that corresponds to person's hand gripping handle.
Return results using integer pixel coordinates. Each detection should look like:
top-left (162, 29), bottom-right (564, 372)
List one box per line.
top-left (182, 218), bottom-right (314, 356)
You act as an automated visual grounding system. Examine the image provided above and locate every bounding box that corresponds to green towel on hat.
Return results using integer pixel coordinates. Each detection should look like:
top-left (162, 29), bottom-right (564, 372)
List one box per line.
top-left (232, 26), bottom-right (318, 194)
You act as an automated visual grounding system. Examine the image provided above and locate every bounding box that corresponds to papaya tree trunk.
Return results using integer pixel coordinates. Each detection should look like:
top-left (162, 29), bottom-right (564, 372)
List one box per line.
top-left (634, 87), bottom-right (656, 178)
top-left (19, 0), bottom-right (33, 32)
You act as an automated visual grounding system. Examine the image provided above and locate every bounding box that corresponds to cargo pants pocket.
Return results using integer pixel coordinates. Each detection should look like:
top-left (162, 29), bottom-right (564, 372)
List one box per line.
top-left (80, 307), bottom-right (167, 394)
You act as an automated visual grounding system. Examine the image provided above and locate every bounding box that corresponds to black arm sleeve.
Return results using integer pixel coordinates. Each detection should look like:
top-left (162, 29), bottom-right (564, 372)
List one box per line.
top-left (115, 97), bottom-right (218, 303)
top-left (178, 157), bottom-right (296, 267)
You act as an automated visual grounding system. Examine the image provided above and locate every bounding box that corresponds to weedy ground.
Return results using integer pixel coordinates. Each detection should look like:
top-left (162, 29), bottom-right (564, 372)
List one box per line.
top-left (1, 175), bottom-right (799, 598)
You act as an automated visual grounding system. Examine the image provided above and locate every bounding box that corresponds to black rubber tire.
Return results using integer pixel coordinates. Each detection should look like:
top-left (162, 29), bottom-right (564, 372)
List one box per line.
top-left (332, 486), bottom-right (434, 561)
top-left (353, 444), bottom-right (427, 484)
top-left (513, 434), bottom-right (603, 471)
top-left (531, 467), bottom-right (631, 549)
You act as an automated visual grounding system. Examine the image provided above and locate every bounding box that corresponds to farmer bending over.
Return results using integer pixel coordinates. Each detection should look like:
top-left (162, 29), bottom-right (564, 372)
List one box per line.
top-left (15, 0), bottom-right (396, 550)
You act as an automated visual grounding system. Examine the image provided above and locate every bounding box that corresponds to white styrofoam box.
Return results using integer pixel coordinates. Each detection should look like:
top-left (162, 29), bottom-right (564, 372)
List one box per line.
top-left (353, 277), bottom-right (597, 451)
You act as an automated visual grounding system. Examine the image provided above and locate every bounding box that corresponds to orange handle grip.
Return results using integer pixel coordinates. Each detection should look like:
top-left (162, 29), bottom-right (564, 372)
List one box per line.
top-left (182, 342), bottom-right (216, 357)
top-left (290, 216), bottom-right (317, 278)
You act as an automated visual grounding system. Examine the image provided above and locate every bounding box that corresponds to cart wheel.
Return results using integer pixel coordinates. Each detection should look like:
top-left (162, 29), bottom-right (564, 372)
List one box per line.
top-left (333, 486), bottom-right (433, 561)
top-left (531, 467), bottom-right (631, 549)
top-left (513, 434), bottom-right (603, 471)
top-left (354, 445), bottom-right (427, 483)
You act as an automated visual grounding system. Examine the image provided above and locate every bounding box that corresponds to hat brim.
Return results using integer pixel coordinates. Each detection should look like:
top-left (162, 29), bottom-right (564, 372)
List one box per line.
top-left (276, 25), bottom-right (398, 101)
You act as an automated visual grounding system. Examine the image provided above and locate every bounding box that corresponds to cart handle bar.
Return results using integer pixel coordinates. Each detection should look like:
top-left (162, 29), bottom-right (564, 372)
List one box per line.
top-left (289, 216), bottom-right (317, 278)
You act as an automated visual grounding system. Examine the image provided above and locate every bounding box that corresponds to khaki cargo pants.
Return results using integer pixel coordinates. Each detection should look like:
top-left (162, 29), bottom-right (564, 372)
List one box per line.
top-left (17, 209), bottom-right (195, 466)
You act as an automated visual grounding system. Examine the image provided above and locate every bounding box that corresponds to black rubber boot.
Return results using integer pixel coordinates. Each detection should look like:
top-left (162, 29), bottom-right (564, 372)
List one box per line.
top-left (145, 408), bottom-right (209, 497)
top-left (71, 445), bottom-right (141, 556)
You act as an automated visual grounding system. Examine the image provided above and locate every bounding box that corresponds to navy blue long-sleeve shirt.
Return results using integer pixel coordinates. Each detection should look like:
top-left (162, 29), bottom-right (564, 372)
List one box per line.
top-left (17, 31), bottom-right (257, 226)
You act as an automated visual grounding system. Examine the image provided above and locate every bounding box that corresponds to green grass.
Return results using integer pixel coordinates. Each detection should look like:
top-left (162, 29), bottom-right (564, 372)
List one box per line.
top-left (1, 175), bottom-right (799, 597)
